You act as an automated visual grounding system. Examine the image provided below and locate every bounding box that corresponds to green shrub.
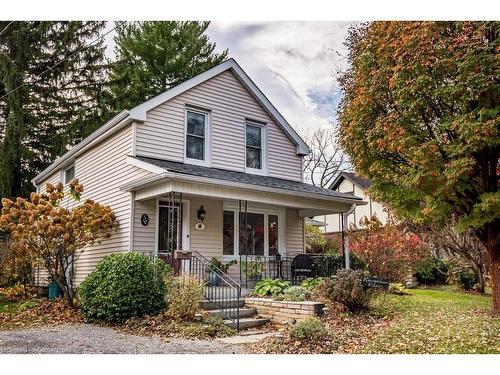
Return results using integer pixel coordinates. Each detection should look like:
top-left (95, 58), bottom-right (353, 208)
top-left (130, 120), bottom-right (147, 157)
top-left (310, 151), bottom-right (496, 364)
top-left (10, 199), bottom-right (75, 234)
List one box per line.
top-left (240, 258), bottom-right (264, 279)
top-left (305, 224), bottom-right (327, 252)
top-left (301, 277), bottom-right (324, 291)
top-left (415, 257), bottom-right (449, 285)
top-left (275, 286), bottom-right (311, 302)
top-left (315, 251), bottom-right (366, 277)
top-left (78, 252), bottom-right (170, 323)
top-left (451, 265), bottom-right (477, 291)
top-left (289, 317), bottom-right (328, 341)
top-left (165, 275), bottom-right (204, 321)
top-left (347, 252), bottom-right (367, 271)
top-left (253, 278), bottom-right (290, 297)
top-left (328, 269), bottom-right (374, 312)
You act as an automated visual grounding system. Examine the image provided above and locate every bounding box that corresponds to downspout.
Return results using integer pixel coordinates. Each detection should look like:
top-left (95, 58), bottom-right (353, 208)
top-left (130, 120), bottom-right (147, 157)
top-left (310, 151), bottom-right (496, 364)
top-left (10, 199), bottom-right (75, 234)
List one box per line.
top-left (342, 204), bottom-right (356, 270)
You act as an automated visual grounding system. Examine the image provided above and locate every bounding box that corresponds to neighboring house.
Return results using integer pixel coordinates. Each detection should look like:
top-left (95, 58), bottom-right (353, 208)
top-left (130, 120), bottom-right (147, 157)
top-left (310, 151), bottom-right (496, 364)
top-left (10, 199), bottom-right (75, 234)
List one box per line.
top-left (316, 172), bottom-right (391, 235)
top-left (32, 58), bottom-right (362, 285)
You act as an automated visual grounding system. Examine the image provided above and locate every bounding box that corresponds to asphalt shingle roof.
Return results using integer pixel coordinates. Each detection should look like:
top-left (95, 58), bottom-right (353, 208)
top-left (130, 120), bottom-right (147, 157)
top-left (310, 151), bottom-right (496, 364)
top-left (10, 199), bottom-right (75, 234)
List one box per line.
top-left (133, 156), bottom-right (361, 201)
top-left (330, 172), bottom-right (372, 190)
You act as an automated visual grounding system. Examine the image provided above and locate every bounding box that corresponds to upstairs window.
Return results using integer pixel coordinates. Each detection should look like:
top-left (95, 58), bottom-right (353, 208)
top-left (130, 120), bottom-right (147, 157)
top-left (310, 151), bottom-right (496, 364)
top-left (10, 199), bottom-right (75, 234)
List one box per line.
top-left (64, 165), bottom-right (75, 184)
top-left (246, 123), bottom-right (263, 171)
top-left (185, 109), bottom-right (207, 162)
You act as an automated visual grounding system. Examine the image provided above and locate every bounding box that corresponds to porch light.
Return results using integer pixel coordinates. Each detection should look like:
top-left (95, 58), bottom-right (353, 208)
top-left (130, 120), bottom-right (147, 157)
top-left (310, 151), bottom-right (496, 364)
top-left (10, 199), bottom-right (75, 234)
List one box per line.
top-left (197, 206), bottom-right (206, 222)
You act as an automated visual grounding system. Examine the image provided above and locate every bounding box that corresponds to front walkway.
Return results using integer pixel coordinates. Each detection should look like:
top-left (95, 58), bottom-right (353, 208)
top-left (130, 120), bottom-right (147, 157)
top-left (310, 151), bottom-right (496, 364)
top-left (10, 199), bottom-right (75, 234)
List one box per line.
top-left (0, 324), bottom-right (246, 354)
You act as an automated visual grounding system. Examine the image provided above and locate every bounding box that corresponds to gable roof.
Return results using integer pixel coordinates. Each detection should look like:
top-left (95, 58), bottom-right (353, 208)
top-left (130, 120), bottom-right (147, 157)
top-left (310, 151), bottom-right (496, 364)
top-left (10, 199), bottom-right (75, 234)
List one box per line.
top-left (127, 155), bottom-right (362, 203)
top-left (329, 172), bottom-right (372, 191)
top-left (130, 59), bottom-right (310, 155)
top-left (33, 58), bottom-right (310, 186)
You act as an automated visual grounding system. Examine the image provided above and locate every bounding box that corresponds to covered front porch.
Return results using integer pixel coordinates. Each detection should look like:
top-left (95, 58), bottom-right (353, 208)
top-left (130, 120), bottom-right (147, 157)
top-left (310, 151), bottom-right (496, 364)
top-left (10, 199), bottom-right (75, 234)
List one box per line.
top-left (122, 155), bottom-right (363, 287)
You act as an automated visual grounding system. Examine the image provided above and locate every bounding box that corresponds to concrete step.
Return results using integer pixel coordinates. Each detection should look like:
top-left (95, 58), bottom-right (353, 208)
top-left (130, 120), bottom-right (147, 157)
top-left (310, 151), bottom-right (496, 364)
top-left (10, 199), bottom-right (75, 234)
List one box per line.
top-left (224, 317), bottom-right (269, 330)
top-left (199, 298), bottom-right (245, 310)
top-left (205, 307), bottom-right (257, 319)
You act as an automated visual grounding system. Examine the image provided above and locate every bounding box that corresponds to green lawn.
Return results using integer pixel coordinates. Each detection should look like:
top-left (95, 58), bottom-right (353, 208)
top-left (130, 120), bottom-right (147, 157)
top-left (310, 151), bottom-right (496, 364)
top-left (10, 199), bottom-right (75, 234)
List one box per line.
top-left (364, 287), bottom-right (500, 354)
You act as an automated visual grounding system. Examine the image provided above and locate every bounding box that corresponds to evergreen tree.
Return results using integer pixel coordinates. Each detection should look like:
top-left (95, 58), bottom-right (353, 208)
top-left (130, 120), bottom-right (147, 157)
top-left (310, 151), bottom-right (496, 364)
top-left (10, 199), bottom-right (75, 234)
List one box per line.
top-left (109, 21), bottom-right (228, 111)
top-left (0, 22), bottom-right (110, 199)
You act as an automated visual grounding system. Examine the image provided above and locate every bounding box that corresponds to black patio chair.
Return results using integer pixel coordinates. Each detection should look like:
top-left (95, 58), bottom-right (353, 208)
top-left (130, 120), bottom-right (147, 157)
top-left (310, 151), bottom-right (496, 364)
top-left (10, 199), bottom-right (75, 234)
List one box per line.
top-left (291, 254), bottom-right (314, 284)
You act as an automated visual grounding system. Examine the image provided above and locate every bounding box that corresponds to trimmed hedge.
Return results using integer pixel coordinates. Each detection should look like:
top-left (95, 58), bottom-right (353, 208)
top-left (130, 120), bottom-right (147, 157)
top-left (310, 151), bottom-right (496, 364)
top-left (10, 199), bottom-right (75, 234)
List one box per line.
top-left (78, 252), bottom-right (171, 323)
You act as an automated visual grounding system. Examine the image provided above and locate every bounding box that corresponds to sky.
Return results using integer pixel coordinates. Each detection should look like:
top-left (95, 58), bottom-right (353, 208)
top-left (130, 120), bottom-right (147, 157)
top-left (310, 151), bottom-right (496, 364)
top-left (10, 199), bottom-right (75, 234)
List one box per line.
top-left (104, 21), bottom-right (353, 136)
top-left (206, 22), bottom-right (352, 135)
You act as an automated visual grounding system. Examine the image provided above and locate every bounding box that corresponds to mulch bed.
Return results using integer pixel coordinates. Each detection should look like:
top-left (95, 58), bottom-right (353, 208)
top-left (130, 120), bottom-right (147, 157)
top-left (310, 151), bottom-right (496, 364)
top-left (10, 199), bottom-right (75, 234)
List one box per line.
top-left (0, 298), bottom-right (83, 330)
top-left (109, 311), bottom-right (237, 340)
top-left (0, 297), bottom-right (235, 340)
top-left (249, 301), bottom-right (394, 354)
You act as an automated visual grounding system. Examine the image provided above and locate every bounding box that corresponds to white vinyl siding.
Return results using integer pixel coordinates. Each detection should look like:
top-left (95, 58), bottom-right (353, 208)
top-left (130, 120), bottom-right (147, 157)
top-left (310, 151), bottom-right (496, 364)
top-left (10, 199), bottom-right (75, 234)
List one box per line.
top-left (189, 197), bottom-right (223, 259)
top-left (70, 125), bottom-right (154, 284)
top-left (35, 124), bottom-right (154, 286)
top-left (133, 199), bottom-right (157, 252)
top-left (286, 208), bottom-right (305, 256)
top-left (319, 178), bottom-right (390, 233)
top-left (135, 70), bottom-right (303, 181)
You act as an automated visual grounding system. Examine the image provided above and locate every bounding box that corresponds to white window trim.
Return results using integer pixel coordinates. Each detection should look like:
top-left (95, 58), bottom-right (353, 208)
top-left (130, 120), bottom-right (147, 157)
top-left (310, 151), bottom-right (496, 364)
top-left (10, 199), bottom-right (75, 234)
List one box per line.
top-left (222, 201), bottom-right (285, 260)
top-left (61, 163), bottom-right (75, 185)
top-left (244, 121), bottom-right (267, 176)
top-left (184, 106), bottom-right (210, 167)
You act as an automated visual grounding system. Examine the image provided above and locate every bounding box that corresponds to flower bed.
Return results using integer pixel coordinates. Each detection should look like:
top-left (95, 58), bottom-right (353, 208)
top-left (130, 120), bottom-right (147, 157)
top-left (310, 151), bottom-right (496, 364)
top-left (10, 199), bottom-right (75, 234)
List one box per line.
top-left (244, 297), bottom-right (325, 323)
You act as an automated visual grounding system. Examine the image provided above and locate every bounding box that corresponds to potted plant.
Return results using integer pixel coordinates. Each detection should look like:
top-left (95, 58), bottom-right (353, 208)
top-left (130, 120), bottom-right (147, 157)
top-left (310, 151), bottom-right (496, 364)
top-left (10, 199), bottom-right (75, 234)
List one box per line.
top-left (240, 257), bottom-right (265, 288)
top-left (206, 258), bottom-right (237, 286)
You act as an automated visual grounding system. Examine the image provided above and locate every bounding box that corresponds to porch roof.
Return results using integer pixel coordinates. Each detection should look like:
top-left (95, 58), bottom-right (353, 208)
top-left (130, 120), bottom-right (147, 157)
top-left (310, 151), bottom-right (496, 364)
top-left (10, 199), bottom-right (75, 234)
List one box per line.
top-left (122, 156), bottom-right (365, 216)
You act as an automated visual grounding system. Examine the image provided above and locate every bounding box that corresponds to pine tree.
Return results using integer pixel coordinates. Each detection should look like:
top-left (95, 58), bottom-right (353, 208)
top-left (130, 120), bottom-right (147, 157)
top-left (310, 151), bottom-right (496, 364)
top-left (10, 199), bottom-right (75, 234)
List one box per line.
top-left (109, 21), bottom-right (228, 112)
top-left (0, 22), bottom-right (110, 199)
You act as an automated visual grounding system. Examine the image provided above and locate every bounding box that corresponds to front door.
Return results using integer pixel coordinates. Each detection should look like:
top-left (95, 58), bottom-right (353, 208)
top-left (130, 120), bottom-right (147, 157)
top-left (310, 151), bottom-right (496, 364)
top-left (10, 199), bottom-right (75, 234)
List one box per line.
top-left (158, 201), bottom-right (190, 253)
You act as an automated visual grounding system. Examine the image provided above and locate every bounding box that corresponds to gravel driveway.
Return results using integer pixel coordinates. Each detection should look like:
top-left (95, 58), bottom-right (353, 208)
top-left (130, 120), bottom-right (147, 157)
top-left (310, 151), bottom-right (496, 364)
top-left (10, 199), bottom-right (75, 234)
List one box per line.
top-left (0, 324), bottom-right (246, 354)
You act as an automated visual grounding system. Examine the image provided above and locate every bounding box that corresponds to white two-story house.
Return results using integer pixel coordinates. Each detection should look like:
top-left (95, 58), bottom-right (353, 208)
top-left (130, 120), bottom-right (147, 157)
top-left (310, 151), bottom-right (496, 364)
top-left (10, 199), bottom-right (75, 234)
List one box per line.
top-left (32, 59), bottom-right (362, 285)
top-left (317, 172), bottom-right (391, 235)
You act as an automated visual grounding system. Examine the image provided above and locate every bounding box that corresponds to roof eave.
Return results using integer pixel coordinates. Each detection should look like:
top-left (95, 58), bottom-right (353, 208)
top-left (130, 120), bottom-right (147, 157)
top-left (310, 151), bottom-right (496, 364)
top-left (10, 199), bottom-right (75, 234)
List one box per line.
top-left (121, 169), bottom-right (364, 206)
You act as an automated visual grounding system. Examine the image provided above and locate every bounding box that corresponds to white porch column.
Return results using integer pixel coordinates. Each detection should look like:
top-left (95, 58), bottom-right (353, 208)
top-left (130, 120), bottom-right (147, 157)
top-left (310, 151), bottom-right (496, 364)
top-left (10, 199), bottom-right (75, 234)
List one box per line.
top-left (342, 204), bottom-right (356, 270)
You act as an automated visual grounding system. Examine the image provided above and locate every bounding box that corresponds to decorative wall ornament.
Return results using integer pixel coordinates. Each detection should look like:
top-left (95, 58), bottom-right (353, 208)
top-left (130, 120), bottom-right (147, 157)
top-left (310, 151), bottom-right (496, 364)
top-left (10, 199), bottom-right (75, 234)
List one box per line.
top-left (194, 222), bottom-right (206, 231)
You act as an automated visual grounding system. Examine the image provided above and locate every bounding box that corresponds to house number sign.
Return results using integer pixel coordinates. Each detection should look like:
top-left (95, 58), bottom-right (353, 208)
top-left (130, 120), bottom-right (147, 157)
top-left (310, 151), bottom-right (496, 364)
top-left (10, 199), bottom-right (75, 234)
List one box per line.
top-left (141, 214), bottom-right (149, 226)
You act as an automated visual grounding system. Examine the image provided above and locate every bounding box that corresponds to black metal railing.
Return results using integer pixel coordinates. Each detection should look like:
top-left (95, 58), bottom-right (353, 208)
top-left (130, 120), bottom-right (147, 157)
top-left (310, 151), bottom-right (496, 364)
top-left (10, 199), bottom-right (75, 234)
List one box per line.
top-left (187, 251), bottom-right (241, 331)
top-left (239, 253), bottom-right (347, 287)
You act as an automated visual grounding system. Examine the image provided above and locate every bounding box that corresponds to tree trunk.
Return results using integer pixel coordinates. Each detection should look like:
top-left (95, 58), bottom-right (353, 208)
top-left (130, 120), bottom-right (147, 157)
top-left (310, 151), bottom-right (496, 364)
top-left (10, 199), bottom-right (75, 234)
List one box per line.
top-left (474, 265), bottom-right (485, 294)
top-left (491, 248), bottom-right (500, 313)
top-left (476, 220), bottom-right (499, 313)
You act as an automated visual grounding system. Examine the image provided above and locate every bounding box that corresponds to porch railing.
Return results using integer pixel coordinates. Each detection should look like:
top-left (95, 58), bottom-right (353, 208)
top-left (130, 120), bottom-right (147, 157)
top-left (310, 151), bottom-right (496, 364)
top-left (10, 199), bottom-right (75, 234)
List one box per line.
top-left (240, 253), bottom-right (346, 288)
top-left (187, 251), bottom-right (241, 331)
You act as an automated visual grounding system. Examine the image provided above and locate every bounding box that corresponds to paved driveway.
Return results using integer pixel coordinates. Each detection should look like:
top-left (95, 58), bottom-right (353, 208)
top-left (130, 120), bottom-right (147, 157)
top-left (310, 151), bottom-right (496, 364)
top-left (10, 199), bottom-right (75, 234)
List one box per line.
top-left (0, 324), bottom-right (246, 354)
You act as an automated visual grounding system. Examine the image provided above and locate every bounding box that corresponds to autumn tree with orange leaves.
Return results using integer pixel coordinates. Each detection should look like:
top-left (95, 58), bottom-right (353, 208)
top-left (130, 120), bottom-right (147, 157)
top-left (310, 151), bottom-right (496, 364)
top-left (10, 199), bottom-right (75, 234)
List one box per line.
top-left (338, 22), bottom-right (499, 311)
top-left (0, 180), bottom-right (117, 306)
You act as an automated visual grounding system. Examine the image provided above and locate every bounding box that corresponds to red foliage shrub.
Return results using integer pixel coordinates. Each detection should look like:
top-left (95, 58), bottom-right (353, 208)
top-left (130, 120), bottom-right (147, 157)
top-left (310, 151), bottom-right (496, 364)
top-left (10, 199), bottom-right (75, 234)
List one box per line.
top-left (350, 218), bottom-right (429, 282)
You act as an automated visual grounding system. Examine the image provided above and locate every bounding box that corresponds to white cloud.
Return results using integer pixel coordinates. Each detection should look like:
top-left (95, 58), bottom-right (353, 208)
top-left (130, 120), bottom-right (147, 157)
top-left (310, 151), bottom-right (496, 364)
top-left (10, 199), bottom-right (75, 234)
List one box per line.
top-left (206, 21), bottom-right (352, 134)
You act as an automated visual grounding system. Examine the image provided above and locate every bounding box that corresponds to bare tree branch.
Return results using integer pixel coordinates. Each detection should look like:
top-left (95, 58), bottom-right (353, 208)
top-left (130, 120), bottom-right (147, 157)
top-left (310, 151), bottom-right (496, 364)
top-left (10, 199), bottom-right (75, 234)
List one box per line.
top-left (301, 127), bottom-right (352, 188)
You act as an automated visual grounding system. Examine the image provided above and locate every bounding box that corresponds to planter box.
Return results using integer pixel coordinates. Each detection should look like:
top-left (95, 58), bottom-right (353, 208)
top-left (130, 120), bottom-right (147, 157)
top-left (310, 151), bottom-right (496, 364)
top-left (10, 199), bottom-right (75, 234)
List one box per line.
top-left (244, 297), bottom-right (325, 323)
